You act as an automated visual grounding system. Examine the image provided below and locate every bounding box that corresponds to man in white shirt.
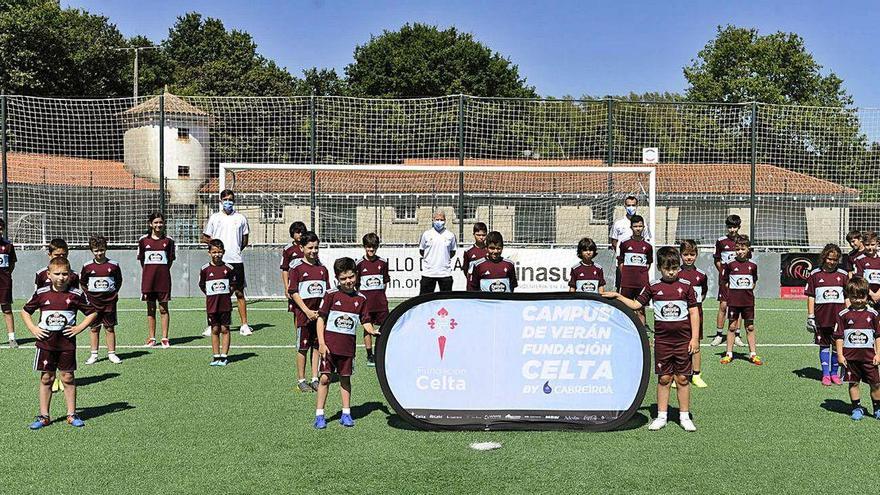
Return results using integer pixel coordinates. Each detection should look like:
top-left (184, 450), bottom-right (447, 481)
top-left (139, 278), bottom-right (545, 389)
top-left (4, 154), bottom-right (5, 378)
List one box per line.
top-left (418, 210), bottom-right (457, 295)
top-left (609, 196), bottom-right (652, 289)
top-left (202, 189), bottom-right (253, 336)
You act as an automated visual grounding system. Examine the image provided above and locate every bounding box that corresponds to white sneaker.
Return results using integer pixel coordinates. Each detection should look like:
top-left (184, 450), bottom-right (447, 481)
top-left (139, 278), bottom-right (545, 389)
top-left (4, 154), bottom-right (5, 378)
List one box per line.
top-left (735, 336), bottom-right (747, 347)
top-left (709, 335), bottom-right (724, 346)
top-left (202, 326), bottom-right (212, 337)
top-left (239, 324), bottom-right (253, 336)
top-left (107, 353), bottom-right (122, 364)
top-left (680, 418), bottom-right (697, 432)
top-left (85, 354), bottom-right (99, 365)
top-left (648, 417), bottom-right (667, 431)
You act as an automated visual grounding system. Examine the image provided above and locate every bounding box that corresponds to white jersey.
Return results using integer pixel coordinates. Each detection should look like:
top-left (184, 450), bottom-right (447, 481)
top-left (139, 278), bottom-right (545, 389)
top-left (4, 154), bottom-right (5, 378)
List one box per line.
top-left (204, 210), bottom-right (250, 264)
top-left (419, 228), bottom-right (458, 278)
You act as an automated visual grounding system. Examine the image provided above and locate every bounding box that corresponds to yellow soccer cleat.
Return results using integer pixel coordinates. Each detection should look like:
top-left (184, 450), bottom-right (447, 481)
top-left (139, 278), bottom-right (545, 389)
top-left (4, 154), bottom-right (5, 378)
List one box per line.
top-left (691, 374), bottom-right (708, 388)
top-left (51, 377), bottom-right (65, 393)
top-left (720, 355), bottom-right (733, 365)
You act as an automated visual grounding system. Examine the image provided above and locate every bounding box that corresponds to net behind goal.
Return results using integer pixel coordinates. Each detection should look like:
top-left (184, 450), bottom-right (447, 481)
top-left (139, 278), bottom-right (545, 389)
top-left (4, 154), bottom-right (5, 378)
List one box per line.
top-left (217, 163), bottom-right (656, 248)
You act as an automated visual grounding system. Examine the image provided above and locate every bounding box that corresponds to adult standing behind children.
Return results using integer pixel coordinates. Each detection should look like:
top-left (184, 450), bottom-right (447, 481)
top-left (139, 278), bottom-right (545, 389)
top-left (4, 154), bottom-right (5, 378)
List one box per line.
top-left (202, 189), bottom-right (253, 336)
top-left (418, 210), bottom-right (457, 294)
top-left (609, 196), bottom-right (652, 289)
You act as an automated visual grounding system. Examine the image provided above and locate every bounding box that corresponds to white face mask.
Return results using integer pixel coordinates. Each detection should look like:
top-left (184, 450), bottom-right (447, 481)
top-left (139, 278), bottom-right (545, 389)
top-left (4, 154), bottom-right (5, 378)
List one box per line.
top-left (625, 205), bottom-right (637, 216)
top-left (433, 220), bottom-right (445, 232)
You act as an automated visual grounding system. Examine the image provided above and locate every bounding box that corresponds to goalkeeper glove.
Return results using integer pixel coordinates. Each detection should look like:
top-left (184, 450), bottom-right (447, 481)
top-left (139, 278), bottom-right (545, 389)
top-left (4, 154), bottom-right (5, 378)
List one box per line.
top-left (806, 315), bottom-right (817, 333)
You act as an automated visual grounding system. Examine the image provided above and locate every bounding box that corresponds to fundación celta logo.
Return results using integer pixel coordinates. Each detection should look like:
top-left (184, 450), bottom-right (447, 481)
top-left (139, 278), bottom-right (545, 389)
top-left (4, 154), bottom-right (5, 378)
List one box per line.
top-left (427, 307), bottom-right (457, 360)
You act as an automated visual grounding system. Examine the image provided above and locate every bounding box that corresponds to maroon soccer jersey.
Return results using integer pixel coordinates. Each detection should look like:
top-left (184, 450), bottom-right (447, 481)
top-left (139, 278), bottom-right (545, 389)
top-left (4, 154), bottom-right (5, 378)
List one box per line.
top-left (288, 259), bottom-right (330, 324)
top-left (0, 238), bottom-right (16, 291)
top-left (842, 248), bottom-right (863, 274)
top-left (834, 306), bottom-right (880, 362)
top-left (636, 279), bottom-right (698, 342)
top-left (22, 286), bottom-right (94, 351)
top-left (723, 258), bottom-right (758, 307)
top-left (137, 234), bottom-right (176, 294)
top-left (462, 245), bottom-right (488, 277)
top-left (714, 235), bottom-right (738, 265)
top-left (804, 268), bottom-right (848, 327)
top-left (80, 259), bottom-right (122, 311)
top-left (854, 254), bottom-right (880, 292)
top-left (35, 267), bottom-right (79, 290)
top-left (318, 289), bottom-right (372, 357)
top-left (199, 263), bottom-right (238, 314)
top-left (677, 265), bottom-right (709, 305)
top-left (569, 262), bottom-right (605, 293)
top-left (467, 257), bottom-right (518, 292)
top-left (279, 242), bottom-right (304, 271)
top-left (617, 238), bottom-right (653, 289)
top-left (356, 255), bottom-right (390, 313)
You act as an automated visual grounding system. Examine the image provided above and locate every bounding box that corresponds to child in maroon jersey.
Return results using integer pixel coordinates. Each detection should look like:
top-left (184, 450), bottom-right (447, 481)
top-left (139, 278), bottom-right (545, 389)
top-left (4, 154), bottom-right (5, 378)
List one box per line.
top-left (34, 238), bottom-right (80, 290)
top-left (853, 231), bottom-right (880, 310)
top-left (314, 257), bottom-right (378, 429)
top-left (0, 219), bottom-right (18, 348)
top-left (568, 237), bottom-right (605, 294)
top-left (280, 221), bottom-right (307, 295)
top-left (605, 246), bottom-right (700, 432)
top-left (289, 231), bottom-right (329, 392)
top-left (711, 215), bottom-right (744, 347)
top-left (21, 257), bottom-right (97, 429)
top-left (616, 215), bottom-right (653, 325)
top-left (805, 243), bottom-right (847, 386)
top-left (462, 222), bottom-right (488, 281)
top-left (137, 212), bottom-right (175, 348)
top-left (842, 230), bottom-right (864, 274)
top-left (80, 235), bottom-right (123, 365)
top-left (467, 231), bottom-right (517, 293)
top-left (199, 240), bottom-right (238, 366)
top-left (356, 232), bottom-right (390, 367)
top-left (720, 235), bottom-right (762, 365)
top-left (678, 240), bottom-right (708, 388)
top-left (834, 277), bottom-right (880, 420)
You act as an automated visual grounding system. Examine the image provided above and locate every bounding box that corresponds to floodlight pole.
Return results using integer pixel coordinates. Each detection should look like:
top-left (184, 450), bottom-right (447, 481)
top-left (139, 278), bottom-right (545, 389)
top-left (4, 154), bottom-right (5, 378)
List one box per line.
top-left (113, 46), bottom-right (160, 99)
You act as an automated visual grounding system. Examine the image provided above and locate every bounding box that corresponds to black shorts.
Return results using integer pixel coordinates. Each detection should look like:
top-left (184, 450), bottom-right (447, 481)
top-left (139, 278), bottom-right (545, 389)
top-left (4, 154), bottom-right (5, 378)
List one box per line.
top-left (34, 347), bottom-right (76, 372)
top-left (230, 263), bottom-right (246, 291)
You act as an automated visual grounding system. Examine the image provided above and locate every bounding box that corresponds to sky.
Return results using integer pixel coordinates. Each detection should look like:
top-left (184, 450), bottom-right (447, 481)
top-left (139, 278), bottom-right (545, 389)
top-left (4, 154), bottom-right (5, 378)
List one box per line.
top-left (63, 0), bottom-right (879, 108)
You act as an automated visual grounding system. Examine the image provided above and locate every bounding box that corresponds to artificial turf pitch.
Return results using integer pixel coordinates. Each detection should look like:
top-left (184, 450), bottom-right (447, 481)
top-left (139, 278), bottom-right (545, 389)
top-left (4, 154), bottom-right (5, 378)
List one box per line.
top-left (0, 298), bottom-right (876, 494)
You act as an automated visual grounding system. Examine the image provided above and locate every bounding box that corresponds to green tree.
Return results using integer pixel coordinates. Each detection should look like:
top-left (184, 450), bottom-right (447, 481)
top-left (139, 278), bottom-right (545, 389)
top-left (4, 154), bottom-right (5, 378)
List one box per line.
top-left (345, 23), bottom-right (536, 98)
top-left (294, 67), bottom-right (347, 96)
top-left (118, 35), bottom-right (173, 97)
top-left (684, 25), bottom-right (851, 106)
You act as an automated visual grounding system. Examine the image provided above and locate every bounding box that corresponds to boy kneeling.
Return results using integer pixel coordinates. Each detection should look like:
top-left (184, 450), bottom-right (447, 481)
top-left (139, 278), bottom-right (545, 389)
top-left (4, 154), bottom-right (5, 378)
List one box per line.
top-left (605, 246), bottom-right (700, 432)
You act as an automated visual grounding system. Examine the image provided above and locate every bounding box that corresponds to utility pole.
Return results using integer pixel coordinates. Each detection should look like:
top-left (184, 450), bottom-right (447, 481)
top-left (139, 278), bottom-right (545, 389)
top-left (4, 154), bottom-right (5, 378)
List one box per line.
top-left (112, 46), bottom-right (160, 98)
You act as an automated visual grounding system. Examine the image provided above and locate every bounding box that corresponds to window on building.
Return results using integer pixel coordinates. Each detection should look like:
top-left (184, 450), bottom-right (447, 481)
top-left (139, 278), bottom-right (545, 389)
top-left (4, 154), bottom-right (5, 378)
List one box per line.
top-left (260, 203), bottom-right (284, 224)
top-left (394, 203), bottom-right (416, 222)
top-left (177, 165), bottom-right (190, 178)
top-left (756, 205), bottom-right (807, 246)
top-left (514, 202), bottom-right (556, 244)
top-left (319, 201), bottom-right (357, 243)
top-left (177, 128), bottom-right (190, 140)
top-left (461, 203), bottom-right (477, 221)
top-left (675, 204), bottom-right (729, 245)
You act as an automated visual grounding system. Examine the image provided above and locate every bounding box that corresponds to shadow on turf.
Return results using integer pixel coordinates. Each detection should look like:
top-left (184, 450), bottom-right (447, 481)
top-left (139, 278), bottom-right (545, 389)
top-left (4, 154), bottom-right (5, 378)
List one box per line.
top-left (820, 399), bottom-right (854, 416)
top-left (12, 337), bottom-right (36, 346)
top-left (79, 401), bottom-right (135, 420)
top-left (226, 352), bottom-right (257, 363)
top-left (327, 401), bottom-right (391, 422)
top-left (77, 372), bottom-right (120, 387)
top-left (242, 323), bottom-right (273, 333)
top-left (115, 350), bottom-right (149, 361)
top-left (793, 367), bottom-right (823, 382)
top-left (169, 335), bottom-right (202, 346)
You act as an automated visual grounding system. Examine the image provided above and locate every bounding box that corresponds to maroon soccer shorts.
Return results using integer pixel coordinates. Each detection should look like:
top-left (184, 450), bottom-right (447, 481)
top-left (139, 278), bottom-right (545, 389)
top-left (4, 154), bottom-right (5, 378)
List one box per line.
top-left (727, 305), bottom-right (755, 322)
top-left (368, 310), bottom-right (388, 328)
top-left (142, 291), bottom-right (171, 303)
top-left (814, 326), bottom-right (835, 347)
top-left (0, 286), bottom-right (11, 306)
top-left (319, 352), bottom-right (354, 376)
top-left (229, 263), bottom-right (247, 291)
top-left (34, 348), bottom-right (76, 372)
top-left (844, 360), bottom-right (880, 385)
top-left (297, 321), bottom-right (318, 351)
top-left (207, 311), bottom-right (231, 328)
top-left (717, 285), bottom-right (729, 302)
top-left (89, 310), bottom-right (118, 329)
top-left (653, 340), bottom-right (692, 376)
top-left (619, 287), bottom-right (643, 300)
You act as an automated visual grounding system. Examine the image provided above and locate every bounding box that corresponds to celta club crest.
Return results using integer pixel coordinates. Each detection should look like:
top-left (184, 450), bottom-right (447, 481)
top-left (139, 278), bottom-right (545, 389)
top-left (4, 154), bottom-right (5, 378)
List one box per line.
top-left (427, 307), bottom-right (458, 360)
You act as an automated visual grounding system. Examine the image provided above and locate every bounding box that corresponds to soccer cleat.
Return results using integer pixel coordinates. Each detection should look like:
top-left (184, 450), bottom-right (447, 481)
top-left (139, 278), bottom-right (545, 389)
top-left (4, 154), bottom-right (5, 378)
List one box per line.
top-left (160, 338), bottom-right (170, 349)
top-left (647, 417), bottom-right (667, 431)
top-left (691, 375), bottom-right (708, 388)
top-left (107, 353), bottom-right (122, 364)
top-left (821, 376), bottom-right (832, 386)
top-left (851, 407), bottom-right (865, 421)
top-left (144, 338), bottom-right (157, 347)
top-left (709, 335), bottom-right (724, 346)
top-left (66, 414), bottom-right (85, 427)
top-left (680, 418), bottom-right (697, 432)
top-left (209, 358), bottom-right (222, 366)
top-left (749, 355), bottom-right (763, 366)
top-left (201, 327), bottom-right (212, 337)
top-left (340, 413), bottom-right (355, 427)
top-left (51, 377), bottom-right (64, 393)
top-left (874, 409), bottom-right (880, 420)
top-left (239, 324), bottom-right (253, 336)
top-left (297, 381), bottom-right (313, 393)
top-left (720, 355), bottom-right (733, 365)
top-left (831, 375), bottom-right (843, 385)
top-left (670, 380), bottom-right (677, 389)
top-left (217, 359), bottom-right (228, 367)
top-left (309, 378), bottom-right (320, 392)
top-left (314, 415), bottom-right (327, 429)
top-left (366, 355), bottom-right (376, 367)
top-left (734, 336), bottom-right (747, 347)
top-left (8, 338), bottom-right (18, 349)
top-left (85, 354), bottom-right (99, 365)
top-left (29, 415), bottom-right (50, 430)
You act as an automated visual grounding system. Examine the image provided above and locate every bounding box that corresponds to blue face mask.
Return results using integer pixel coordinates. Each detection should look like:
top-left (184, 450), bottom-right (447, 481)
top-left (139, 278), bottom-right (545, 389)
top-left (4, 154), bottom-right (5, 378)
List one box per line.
top-left (222, 200), bottom-right (234, 213)
top-left (433, 220), bottom-right (445, 232)
top-left (625, 206), bottom-right (637, 216)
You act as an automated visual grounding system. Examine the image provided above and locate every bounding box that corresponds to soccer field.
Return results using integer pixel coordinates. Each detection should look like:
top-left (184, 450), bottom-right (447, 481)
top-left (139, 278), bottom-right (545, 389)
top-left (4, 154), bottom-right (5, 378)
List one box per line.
top-left (0, 297), bottom-right (875, 494)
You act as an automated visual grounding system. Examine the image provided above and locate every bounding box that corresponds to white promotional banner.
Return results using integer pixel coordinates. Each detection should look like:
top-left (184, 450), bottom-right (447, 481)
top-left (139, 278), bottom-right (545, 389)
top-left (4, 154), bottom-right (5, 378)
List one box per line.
top-left (318, 248), bottom-right (587, 298)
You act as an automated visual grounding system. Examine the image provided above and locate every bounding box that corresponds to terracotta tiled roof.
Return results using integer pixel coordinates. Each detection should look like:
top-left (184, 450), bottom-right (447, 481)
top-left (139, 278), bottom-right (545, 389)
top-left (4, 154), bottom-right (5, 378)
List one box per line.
top-left (5, 152), bottom-right (159, 190)
top-left (123, 93), bottom-right (209, 116)
top-left (200, 159), bottom-right (857, 198)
